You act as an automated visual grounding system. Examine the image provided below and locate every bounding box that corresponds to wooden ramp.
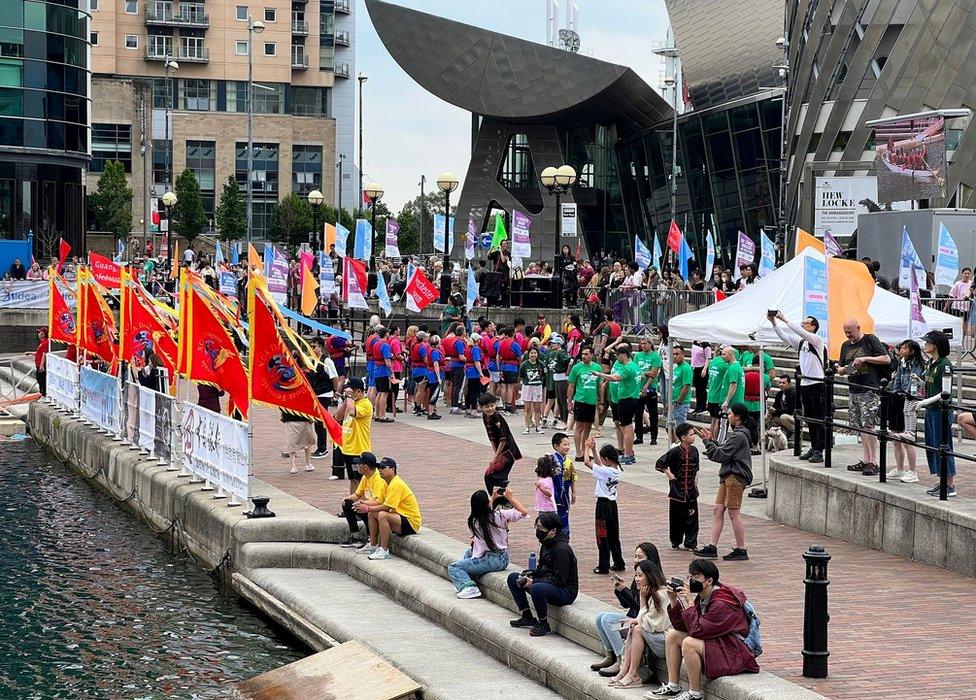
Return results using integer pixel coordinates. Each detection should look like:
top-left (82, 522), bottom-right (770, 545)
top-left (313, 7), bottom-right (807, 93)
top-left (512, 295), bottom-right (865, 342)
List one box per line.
top-left (235, 640), bottom-right (422, 700)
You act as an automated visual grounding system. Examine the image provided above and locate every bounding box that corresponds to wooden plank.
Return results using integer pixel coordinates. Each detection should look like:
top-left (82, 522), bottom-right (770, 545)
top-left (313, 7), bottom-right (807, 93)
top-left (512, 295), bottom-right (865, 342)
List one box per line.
top-left (235, 640), bottom-right (422, 700)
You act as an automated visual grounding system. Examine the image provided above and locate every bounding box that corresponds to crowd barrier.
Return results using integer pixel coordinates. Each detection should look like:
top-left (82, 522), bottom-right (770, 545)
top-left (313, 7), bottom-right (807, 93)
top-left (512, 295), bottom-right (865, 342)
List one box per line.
top-left (45, 356), bottom-right (250, 507)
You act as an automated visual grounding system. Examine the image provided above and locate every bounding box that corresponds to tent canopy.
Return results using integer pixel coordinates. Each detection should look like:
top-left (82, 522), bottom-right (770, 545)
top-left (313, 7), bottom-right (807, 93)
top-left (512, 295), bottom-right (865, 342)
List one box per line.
top-left (668, 248), bottom-right (962, 346)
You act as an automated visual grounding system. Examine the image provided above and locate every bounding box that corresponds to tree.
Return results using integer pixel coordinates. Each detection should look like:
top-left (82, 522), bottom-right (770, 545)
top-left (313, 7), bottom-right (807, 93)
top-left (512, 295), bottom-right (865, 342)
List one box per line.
top-left (171, 169), bottom-right (207, 245)
top-left (269, 193), bottom-right (313, 251)
top-left (396, 192), bottom-right (455, 257)
top-left (215, 175), bottom-right (246, 242)
top-left (90, 160), bottom-right (133, 241)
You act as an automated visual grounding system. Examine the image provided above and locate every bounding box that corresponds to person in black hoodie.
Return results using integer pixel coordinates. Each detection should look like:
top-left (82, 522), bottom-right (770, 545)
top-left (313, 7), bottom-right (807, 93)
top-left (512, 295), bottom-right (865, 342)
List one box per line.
top-left (693, 404), bottom-right (756, 562)
top-left (508, 511), bottom-right (579, 637)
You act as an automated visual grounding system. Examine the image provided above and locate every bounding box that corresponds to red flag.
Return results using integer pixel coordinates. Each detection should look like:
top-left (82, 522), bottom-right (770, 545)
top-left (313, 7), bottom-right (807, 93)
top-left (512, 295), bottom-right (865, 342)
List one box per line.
top-left (714, 288), bottom-right (727, 302)
top-left (666, 220), bottom-right (683, 255)
top-left (342, 256), bottom-right (369, 310)
top-left (48, 273), bottom-right (76, 345)
top-left (249, 284), bottom-right (343, 445)
top-left (122, 277), bottom-right (177, 374)
top-left (58, 238), bottom-right (71, 273)
top-left (88, 251), bottom-right (122, 289)
top-left (77, 269), bottom-right (118, 368)
top-left (184, 285), bottom-right (249, 418)
top-left (405, 267), bottom-right (440, 313)
top-left (574, 241), bottom-right (581, 261)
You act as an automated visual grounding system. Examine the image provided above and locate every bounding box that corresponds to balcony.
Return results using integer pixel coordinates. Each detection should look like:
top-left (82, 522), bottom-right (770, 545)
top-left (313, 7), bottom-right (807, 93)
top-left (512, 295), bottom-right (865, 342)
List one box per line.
top-left (145, 45), bottom-right (174, 61)
top-left (178, 46), bottom-right (210, 62)
top-left (334, 28), bottom-right (350, 46)
top-left (291, 19), bottom-right (309, 35)
top-left (145, 4), bottom-right (209, 27)
top-left (333, 60), bottom-right (349, 78)
top-left (177, 9), bottom-right (209, 27)
top-left (291, 49), bottom-right (309, 70)
top-left (335, 0), bottom-right (350, 13)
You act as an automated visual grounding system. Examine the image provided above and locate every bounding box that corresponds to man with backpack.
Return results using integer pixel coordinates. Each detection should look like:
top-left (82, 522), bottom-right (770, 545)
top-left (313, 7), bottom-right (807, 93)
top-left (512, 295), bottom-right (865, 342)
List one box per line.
top-left (647, 559), bottom-right (760, 699)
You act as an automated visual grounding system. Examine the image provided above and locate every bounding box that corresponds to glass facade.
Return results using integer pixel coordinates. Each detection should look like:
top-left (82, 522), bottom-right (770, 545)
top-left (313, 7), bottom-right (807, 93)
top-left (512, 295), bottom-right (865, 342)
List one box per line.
top-left (236, 142), bottom-right (278, 238)
top-left (91, 123), bottom-right (132, 172)
top-left (0, 0), bottom-right (89, 245)
top-left (617, 94), bottom-right (781, 268)
top-left (292, 145), bottom-right (322, 196)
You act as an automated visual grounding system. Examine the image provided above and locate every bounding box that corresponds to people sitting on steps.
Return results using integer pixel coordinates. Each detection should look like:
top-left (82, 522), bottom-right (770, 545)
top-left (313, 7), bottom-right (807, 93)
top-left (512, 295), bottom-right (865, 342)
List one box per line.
top-left (609, 558), bottom-right (672, 689)
top-left (360, 457), bottom-right (422, 561)
top-left (338, 452), bottom-right (382, 549)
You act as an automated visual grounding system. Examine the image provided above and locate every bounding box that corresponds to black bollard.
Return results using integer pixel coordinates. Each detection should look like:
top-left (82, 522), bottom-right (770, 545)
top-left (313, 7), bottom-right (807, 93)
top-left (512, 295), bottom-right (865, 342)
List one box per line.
top-left (802, 544), bottom-right (830, 678)
top-left (877, 379), bottom-right (889, 483)
top-left (247, 495), bottom-right (276, 518)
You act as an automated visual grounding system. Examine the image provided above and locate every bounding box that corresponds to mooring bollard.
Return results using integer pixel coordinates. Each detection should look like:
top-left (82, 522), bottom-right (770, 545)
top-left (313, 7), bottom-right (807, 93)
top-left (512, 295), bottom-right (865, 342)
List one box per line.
top-left (802, 544), bottom-right (830, 678)
top-left (247, 495), bottom-right (275, 519)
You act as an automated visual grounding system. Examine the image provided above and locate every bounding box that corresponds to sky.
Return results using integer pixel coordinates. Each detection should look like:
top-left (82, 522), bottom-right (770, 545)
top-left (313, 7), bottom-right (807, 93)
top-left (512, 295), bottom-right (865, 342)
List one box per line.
top-left (354, 0), bottom-right (671, 210)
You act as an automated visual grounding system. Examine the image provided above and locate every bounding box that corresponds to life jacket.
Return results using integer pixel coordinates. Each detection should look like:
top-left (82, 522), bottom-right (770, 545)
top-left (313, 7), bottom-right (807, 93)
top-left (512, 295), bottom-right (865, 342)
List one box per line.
top-left (481, 333), bottom-right (496, 360)
top-left (325, 336), bottom-right (345, 361)
top-left (364, 333), bottom-right (379, 362)
top-left (371, 338), bottom-right (389, 362)
top-left (442, 334), bottom-right (456, 360)
top-left (426, 346), bottom-right (441, 372)
top-left (498, 337), bottom-right (519, 363)
top-left (410, 341), bottom-right (429, 368)
top-left (464, 344), bottom-right (479, 371)
top-left (606, 321), bottom-right (622, 340)
top-left (744, 369), bottom-right (762, 403)
top-left (514, 331), bottom-right (529, 352)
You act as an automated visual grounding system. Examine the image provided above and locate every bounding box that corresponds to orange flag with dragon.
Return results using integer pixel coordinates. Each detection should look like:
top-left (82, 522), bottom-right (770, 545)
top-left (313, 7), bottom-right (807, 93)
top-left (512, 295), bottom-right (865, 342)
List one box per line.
top-left (77, 267), bottom-right (118, 369)
top-left (121, 269), bottom-right (178, 374)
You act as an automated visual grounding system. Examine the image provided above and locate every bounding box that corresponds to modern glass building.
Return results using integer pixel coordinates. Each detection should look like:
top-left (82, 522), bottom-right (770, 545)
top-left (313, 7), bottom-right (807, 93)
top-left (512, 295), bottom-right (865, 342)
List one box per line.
top-left (0, 0), bottom-right (90, 252)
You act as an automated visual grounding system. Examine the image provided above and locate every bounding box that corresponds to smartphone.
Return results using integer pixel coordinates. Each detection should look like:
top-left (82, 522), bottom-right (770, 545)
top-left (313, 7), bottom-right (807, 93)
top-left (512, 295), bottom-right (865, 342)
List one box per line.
top-left (610, 573), bottom-right (624, 584)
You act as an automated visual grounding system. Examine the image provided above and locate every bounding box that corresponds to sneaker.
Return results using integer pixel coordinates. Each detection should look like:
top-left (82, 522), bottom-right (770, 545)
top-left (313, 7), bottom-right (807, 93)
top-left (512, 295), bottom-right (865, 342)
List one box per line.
top-left (450, 407), bottom-right (461, 415)
top-left (540, 418), bottom-right (550, 428)
top-left (925, 485), bottom-right (940, 495)
top-left (799, 449), bottom-right (814, 461)
top-left (693, 544), bottom-right (718, 559)
top-left (649, 439), bottom-right (658, 445)
top-left (886, 468), bottom-right (904, 479)
top-left (670, 543), bottom-right (681, 550)
top-left (427, 412), bottom-right (442, 420)
top-left (356, 542), bottom-right (375, 553)
top-left (722, 548), bottom-right (749, 561)
top-left (340, 536), bottom-right (363, 548)
top-left (808, 451), bottom-right (823, 463)
top-left (311, 450), bottom-right (329, 460)
top-left (522, 428), bottom-right (530, 435)
top-left (929, 485), bottom-right (957, 497)
top-left (683, 541), bottom-right (698, 551)
top-left (280, 451), bottom-right (291, 458)
top-left (536, 426), bottom-right (544, 434)
top-left (633, 438), bottom-right (644, 445)
top-left (529, 620), bottom-right (552, 637)
top-left (592, 567), bottom-right (609, 575)
top-left (509, 612), bottom-right (537, 628)
top-left (846, 461), bottom-right (866, 472)
top-left (900, 470), bottom-right (919, 483)
top-left (673, 692), bottom-right (704, 700)
top-left (646, 683), bottom-right (682, 698)
top-left (367, 547), bottom-right (391, 560)
top-left (574, 455), bottom-right (585, 462)
top-left (304, 464), bottom-right (315, 472)
top-left (861, 463), bottom-right (879, 476)
top-left (456, 586), bottom-right (482, 599)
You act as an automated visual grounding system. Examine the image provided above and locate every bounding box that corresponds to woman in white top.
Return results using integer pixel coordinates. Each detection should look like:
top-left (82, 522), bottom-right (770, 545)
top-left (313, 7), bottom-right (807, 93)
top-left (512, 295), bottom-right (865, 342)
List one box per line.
top-left (609, 559), bottom-right (672, 688)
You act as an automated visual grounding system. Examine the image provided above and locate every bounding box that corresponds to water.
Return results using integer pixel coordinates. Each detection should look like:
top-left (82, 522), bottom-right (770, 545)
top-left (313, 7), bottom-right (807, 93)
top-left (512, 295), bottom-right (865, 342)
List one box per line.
top-left (0, 440), bottom-right (305, 698)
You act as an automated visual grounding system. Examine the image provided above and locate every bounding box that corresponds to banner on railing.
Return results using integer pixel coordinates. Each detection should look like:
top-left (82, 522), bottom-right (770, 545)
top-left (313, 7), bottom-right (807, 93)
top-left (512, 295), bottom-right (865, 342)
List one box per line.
top-left (180, 403), bottom-right (249, 503)
top-left (0, 280), bottom-right (49, 309)
top-left (47, 354), bottom-right (80, 412)
top-left (125, 382), bottom-right (140, 444)
top-left (137, 385), bottom-right (156, 454)
top-left (152, 389), bottom-right (173, 463)
top-left (80, 366), bottom-right (121, 435)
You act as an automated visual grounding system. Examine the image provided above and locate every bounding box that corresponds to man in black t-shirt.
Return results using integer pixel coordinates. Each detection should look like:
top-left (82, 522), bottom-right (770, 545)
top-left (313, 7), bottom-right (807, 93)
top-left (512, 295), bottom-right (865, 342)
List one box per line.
top-left (837, 318), bottom-right (891, 476)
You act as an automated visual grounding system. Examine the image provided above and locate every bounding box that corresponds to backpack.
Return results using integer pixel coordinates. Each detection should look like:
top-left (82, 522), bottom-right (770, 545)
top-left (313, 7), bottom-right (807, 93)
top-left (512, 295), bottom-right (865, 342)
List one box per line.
top-left (743, 369), bottom-right (762, 403)
top-left (739, 600), bottom-right (763, 657)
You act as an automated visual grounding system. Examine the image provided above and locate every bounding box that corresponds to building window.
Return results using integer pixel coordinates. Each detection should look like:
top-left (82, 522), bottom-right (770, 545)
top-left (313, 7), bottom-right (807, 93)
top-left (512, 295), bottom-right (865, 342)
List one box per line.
top-left (179, 79), bottom-right (214, 110)
top-left (90, 0), bottom-right (99, 10)
top-left (263, 42), bottom-right (276, 56)
top-left (236, 40), bottom-right (248, 55)
top-left (149, 35), bottom-right (173, 59)
top-left (90, 32), bottom-right (98, 45)
top-left (181, 37), bottom-right (206, 60)
top-left (91, 123), bottom-right (132, 173)
top-left (124, 34), bottom-right (138, 49)
top-left (236, 5), bottom-right (248, 20)
top-left (498, 133), bottom-right (535, 189)
top-left (288, 86), bottom-right (329, 116)
top-left (150, 77), bottom-right (172, 109)
top-left (186, 140), bottom-right (216, 191)
top-left (264, 7), bottom-right (276, 22)
top-left (152, 138), bottom-right (168, 185)
top-left (236, 141), bottom-right (279, 194)
top-left (124, 0), bottom-right (137, 14)
top-left (253, 83), bottom-right (283, 113)
top-left (292, 145), bottom-right (322, 195)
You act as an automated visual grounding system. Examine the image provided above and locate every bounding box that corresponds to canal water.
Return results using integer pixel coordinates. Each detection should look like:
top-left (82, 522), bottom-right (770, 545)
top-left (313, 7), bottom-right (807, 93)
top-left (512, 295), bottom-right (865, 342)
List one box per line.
top-left (0, 439), bottom-right (305, 698)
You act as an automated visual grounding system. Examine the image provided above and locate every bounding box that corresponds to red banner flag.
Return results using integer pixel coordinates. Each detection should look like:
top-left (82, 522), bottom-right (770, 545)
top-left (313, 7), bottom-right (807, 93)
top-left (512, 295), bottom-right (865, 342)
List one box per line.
top-left (714, 288), bottom-right (727, 303)
top-left (58, 238), bottom-right (71, 273)
top-left (122, 275), bottom-right (177, 374)
top-left (405, 267), bottom-right (440, 313)
top-left (342, 256), bottom-right (369, 310)
top-left (88, 251), bottom-right (122, 289)
top-left (666, 220), bottom-right (683, 255)
top-left (248, 283), bottom-right (343, 445)
top-left (48, 273), bottom-right (76, 345)
top-left (183, 284), bottom-right (249, 418)
top-left (77, 269), bottom-right (118, 368)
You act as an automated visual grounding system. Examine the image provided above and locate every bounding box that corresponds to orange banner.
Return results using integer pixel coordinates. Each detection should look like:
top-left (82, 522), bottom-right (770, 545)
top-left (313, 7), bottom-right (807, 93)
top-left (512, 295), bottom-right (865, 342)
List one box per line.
top-left (827, 256), bottom-right (877, 359)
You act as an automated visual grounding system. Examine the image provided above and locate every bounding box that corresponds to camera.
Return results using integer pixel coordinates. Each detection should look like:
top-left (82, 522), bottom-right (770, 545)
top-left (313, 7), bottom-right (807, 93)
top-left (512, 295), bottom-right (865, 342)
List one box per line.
top-left (766, 309), bottom-right (779, 317)
top-left (668, 577), bottom-right (685, 591)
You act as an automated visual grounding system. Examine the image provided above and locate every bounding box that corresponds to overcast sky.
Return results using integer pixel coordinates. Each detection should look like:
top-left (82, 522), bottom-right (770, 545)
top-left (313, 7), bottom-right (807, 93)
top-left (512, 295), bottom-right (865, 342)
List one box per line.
top-left (354, 0), bottom-right (671, 210)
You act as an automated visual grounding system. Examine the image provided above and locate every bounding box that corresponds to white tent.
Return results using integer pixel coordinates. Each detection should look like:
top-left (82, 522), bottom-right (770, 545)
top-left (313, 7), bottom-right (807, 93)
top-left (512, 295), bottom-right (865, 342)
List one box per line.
top-left (668, 247), bottom-right (962, 345)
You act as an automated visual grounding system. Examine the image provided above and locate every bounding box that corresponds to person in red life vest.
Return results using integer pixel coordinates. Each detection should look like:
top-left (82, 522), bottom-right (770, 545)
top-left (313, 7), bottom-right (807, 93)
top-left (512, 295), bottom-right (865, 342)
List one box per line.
top-left (448, 324), bottom-right (469, 415)
top-left (373, 327), bottom-right (396, 423)
top-left (363, 317), bottom-right (382, 403)
top-left (30, 327), bottom-right (49, 395)
top-left (441, 326), bottom-right (457, 413)
top-left (513, 317), bottom-right (529, 352)
top-left (387, 325), bottom-right (405, 417)
top-left (496, 326), bottom-right (523, 414)
top-left (410, 330), bottom-right (431, 415)
top-left (424, 335), bottom-right (444, 420)
top-left (463, 333), bottom-right (487, 418)
top-left (325, 331), bottom-right (349, 388)
top-left (479, 320), bottom-right (499, 393)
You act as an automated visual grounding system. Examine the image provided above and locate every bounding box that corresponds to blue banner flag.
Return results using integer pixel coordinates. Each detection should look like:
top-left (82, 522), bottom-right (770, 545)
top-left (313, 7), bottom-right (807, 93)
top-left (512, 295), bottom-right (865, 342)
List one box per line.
top-left (230, 241), bottom-right (239, 265)
top-left (705, 231), bottom-right (715, 277)
top-left (466, 265), bottom-right (478, 312)
top-left (759, 229), bottom-right (776, 277)
top-left (214, 241), bottom-right (224, 265)
top-left (375, 268), bottom-right (392, 317)
top-left (335, 222), bottom-right (350, 257)
top-left (634, 235), bottom-right (652, 270)
top-left (678, 237), bottom-right (694, 280)
top-left (935, 222), bottom-right (959, 287)
top-left (899, 226), bottom-right (926, 291)
top-left (802, 255), bottom-right (828, 338)
top-left (354, 219), bottom-right (372, 260)
top-left (652, 235), bottom-right (662, 271)
top-left (276, 304), bottom-right (352, 341)
top-left (318, 251), bottom-right (336, 296)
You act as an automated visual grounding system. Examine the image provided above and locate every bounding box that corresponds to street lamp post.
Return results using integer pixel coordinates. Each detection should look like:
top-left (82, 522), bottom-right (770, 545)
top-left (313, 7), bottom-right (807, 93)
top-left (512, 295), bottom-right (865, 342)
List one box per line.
top-left (245, 17), bottom-right (265, 245)
top-left (436, 172), bottom-right (459, 304)
top-left (419, 174), bottom-right (426, 257)
top-left (163, 58), bottom-right (178, 195)
top-left (774, 35), bottom-right (790, 265)
top-left (162, 190), bottom-right (177, 272)
top-left (308, 189), bottom-right (323, 253)
top-left (336, 153), bottom-right (345, 218)
top-left (664, 74), bottom-right (679, 270)
top-left (541, 164), bottom-right (577, 307)
top-left (364, 182), bottom-right (383, 272)
top-left (357, 73), bottom-right (368, 210)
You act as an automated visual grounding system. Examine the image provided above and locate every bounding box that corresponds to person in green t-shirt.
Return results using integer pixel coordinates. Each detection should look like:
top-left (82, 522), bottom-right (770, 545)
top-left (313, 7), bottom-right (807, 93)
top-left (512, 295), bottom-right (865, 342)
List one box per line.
top-left (705, 351), bottom-right (730, 435)
top-left (593, 345), bottom-right (641, 464)
top-left (670, 345), bottom-right (693, 441)
top-left (519, 346), bottom-right (545, 435)
top-left (633, 337), bottom-right (662, 445)
top-left (720, 346), bottom-right (745, 409)
top-left (740, 346), bottom-right (776, 384)
top-left (567, 346), bottom-right (601, 460)
top-left (542, 335), bottom-right (571, 430)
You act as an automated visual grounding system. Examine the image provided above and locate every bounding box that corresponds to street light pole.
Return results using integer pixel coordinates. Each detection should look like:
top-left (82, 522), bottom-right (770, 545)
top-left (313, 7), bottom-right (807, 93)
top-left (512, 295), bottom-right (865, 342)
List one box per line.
top-left (162, 190), bottom-right (177, 271)
top-left (419, 174), bottom-right (426, 257)
top-left (775, 35), bottom-right (790, 265)
top-left (163, 57), bottom-right (178, 196)
top-left (364, 182), bottom-right (383, 272)
top-left (245, 17), bottom-right (265, 246)
top-left (664, 74), bottom-right (679, 270)
top-left (357, 73), bottom-right (368, 211)
top-left (336, 153), bottom-right (345, 218)
top-left (436, 172), bottom-right (459, 303)
top-left (541, 164), bottom-right (577, 307)
top-left (308, 189), bottom-right (323, 253)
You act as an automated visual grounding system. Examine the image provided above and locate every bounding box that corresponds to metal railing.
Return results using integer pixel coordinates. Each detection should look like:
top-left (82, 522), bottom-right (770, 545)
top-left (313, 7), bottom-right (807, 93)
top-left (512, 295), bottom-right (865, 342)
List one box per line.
top-left (178, 45), bottom-right (210, 62)
top-left (335, 0), bottom-right (350, 13)
top-left (145, 5), bottom-right (209, 27)
top-left (334, 28), bottom-right (350, 45)
top-left (333, 60), bottom-right (350, 78)
top-left (291, 19), bottom-right (309, 34)
top-left (291, 51), bottom-right (309, 69)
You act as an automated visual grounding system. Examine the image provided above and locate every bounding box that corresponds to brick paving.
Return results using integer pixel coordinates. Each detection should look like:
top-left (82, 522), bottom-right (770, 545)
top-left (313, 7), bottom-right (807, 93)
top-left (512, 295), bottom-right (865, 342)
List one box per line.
top-left (251, 405), bottom-right (976, 699)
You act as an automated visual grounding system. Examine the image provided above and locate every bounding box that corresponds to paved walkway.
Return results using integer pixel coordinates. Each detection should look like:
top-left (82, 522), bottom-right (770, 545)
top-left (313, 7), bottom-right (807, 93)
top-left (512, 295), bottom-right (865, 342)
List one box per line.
top-left (251, 405), bottom-right (976, 699)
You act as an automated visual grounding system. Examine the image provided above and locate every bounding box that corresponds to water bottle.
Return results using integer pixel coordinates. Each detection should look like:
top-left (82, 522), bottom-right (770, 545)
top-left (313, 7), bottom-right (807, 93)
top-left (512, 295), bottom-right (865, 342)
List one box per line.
top-left (942, 364), bottom-right (952, 395)
top-left (528, 553), bottom-right (537, 571)
top-left (910, 375), bottom-right (920, 398)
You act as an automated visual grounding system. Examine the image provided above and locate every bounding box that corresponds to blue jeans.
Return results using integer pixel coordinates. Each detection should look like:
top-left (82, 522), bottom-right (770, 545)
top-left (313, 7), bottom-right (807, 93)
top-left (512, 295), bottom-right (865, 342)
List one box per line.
top-left (924, 407), bottom-right (956, 476)
top-left (507, 572), bottom-right (575, 620)
top-left (448, 548), bottom-right (510, 591)
top-left (671, 403), bottom-right (690, 425)
top-left (594, 611), bottom-right (629, 656)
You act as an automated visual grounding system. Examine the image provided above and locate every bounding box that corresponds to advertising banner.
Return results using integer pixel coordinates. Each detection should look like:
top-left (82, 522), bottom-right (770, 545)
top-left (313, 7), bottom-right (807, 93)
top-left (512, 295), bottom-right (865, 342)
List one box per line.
top-left (80, 366), bottom-right (121, 435)
top-left (124, 382), bottom-right (140, 445)
top-left (385, 219), bottom-right (401, 258)
top-left (560, 203), bottom-right (578, 237)
top-left (814, 176), bottom-right (880, 240)
top-left (465, 217), bottom-right (476, 261)
top-left (803, 256), bottom-right (828, 339)
top-left (153, 390), bottom-right (173, 463)
top-left (137, 385), bottom-right (157, 455)
top-left (219, 271), bottom-right (238, 298)
top-left (935, 222), bottom-right (959, 287)
top-left (875, 116), bottom-right (946, 203)
top-left (264, 245), bottom-right (288, 305)
top-left (733, 231), bottom-right (755, 280)
top-left (512, 210), bottom-right (532, 259)
top-left (433, 214), bottom-right (455, 254)
top-left (0, 280), bottom-right (49, 309)
top-left (47, 354), bottom-right (79, 412)
top-left (180, 403), bottom-right (249, 503)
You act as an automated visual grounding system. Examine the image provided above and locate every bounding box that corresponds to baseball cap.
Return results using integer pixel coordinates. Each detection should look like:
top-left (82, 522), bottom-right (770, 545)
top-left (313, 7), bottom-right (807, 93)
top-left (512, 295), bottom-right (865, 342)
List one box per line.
top-left (358, 452), bottom-right (377, 467)
top-left (379, 457), bottom-right (398, 471)
top-left (347, 377), bottom-right (365, 392)
top-left (471, 332), bottom-right (482, 342)
top-left (550, 334), bottom-right (564, 345)
top-left (587, 294), bottom-right (600, 303)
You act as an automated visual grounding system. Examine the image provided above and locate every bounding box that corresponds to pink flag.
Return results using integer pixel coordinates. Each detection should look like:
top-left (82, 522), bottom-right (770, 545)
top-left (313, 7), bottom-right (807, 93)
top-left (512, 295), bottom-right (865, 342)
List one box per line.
top-left (823, 230), bottom-right (844, 258)
top-left (300, 250), bottom-right (314, 272)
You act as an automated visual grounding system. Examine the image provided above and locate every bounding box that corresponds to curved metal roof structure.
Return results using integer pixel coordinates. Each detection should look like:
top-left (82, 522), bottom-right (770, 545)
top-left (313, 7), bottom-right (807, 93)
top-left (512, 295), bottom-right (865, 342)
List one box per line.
top-left (365, 0), bottom-right (672, 133)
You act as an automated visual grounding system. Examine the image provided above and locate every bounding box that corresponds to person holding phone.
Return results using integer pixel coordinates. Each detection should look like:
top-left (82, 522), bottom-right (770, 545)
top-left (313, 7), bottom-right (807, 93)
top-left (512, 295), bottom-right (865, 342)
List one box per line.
top-left (608, 559), bottom-right (671, 688)
top-left (448, 487), bottom-right (528, 599)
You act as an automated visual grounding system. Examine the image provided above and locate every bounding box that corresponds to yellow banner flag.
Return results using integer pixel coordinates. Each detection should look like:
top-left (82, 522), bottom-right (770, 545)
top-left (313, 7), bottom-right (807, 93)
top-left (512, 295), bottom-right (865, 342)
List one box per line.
top-left (300, 262), bottom-right (320, 316)
top-left (170, 241), bottom-right (180, 280)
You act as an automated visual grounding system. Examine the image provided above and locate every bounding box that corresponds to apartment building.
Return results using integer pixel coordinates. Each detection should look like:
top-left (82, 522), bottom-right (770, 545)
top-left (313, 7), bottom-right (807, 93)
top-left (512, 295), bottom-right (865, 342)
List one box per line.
top-left (89, 0), bottom-right (355, 241)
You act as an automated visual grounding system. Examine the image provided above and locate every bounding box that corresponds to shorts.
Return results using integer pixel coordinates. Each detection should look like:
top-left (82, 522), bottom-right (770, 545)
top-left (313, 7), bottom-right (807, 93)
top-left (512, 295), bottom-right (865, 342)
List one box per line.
top-left (375, 375), bottom-right (392, 393)
top-left (716, 475), bottom-right (746, 510)
top-left (427, 372), bottom-right (440, 385)
top-left (671, 403), bottom-right (690, 425)
top-left (847, 390), bottom-right (880, 432)
top-left (502, 370), bottom-right (519, 385)
top-left (398, 514), bottom-right (417, 536)
top-left (411, 368), bottom-right (428, 380)
top-left (707, 402), bottom-right (722, 419)
top-left (521, 385), bottom-right (543, 403)
top-left (573, 401), bottom-right (596, 423)
top-left (490, 370), bottom-right (501, 383)
top-left (286, 421), bottom-right (317, 453)
top-left (366, 363), bottom-right (376, 388)
top-left (614, 397), bottom-right (641, 427)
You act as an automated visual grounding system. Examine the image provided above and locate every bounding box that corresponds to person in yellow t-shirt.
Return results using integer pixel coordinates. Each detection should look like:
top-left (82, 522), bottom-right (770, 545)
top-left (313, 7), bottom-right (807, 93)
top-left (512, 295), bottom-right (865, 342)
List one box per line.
top-left (332, 376), bottom-right (373, 495)
top-left (365, 458), bottom-right (422, 560)
top-left (339, 453), bottom-right (385, 549)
